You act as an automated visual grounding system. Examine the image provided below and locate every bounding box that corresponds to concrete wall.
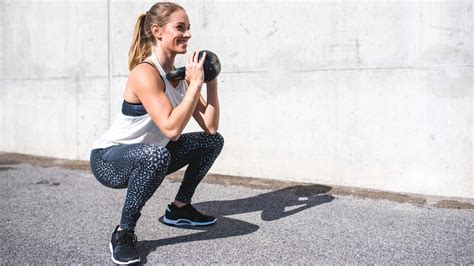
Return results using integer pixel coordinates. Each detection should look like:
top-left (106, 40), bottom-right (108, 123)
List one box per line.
top-left (1, 1), bottom-right (473, 198)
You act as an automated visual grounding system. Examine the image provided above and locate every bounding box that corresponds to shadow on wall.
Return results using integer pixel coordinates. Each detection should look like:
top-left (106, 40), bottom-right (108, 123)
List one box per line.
top-left (137, 184), bottom-right (334, 264)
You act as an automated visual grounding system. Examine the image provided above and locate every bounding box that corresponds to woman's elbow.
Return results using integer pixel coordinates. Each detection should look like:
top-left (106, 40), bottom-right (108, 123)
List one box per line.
top-left (205, 126), bottom-right (219, 135)
top-left (170, 135), bottom-right (181, 141)
top-left (164, 129), bottom-right (181, 141)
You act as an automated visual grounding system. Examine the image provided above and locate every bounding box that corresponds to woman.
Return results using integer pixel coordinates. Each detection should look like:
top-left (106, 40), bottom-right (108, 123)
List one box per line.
top-left (89, 2), bottom-right (223, 264)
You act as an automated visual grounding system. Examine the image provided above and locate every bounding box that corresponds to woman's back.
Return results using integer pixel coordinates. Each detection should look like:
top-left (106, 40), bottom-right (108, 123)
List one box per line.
top-left (91, 52), bottom-right (188, 150)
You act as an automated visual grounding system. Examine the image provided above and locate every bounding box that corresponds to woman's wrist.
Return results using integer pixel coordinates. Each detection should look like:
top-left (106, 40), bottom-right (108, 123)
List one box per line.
top-left (188, 82), bottom-right (202, 91)
top-left (186, 83), bottom-right (202, 99)
top-left (189, 81), bottom-right (203, 88)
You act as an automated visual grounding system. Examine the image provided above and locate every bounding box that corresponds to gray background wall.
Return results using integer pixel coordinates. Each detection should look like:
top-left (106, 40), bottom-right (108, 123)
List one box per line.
top-left (1, 1), bottom-right (473, 198)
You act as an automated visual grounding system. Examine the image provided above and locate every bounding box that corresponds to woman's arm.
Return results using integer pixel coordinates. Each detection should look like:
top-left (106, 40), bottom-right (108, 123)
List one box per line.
top-left (193, 78), bottom-right (220, 134)
top-left (130, 52), bottom-right (205, 140)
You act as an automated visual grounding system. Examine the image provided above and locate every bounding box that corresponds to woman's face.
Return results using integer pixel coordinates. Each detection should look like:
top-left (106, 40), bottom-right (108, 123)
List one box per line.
top-left (160, 9), bottom-right (191, 54)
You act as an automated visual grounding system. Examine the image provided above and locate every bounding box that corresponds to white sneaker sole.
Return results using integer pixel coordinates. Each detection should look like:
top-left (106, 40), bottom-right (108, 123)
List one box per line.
top-left (109, 242), bottom-right (140, 265)
top-left (163, 216), bottom-right (217, 226)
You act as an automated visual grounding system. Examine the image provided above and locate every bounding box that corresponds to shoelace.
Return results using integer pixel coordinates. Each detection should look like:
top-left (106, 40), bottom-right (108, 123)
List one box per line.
top-left (117, 231), bottom-right (138, 246)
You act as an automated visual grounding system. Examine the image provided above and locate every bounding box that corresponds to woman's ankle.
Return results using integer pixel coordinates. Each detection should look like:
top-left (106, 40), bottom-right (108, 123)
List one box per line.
top-left (172, 200), bottom-right (186, 208)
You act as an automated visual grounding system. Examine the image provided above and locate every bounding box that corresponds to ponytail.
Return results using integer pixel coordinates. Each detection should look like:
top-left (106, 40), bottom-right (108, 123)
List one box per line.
top-left (128, 3), bottom-right (185, 71)
top-left (128, 14), bottom-right (152, 71)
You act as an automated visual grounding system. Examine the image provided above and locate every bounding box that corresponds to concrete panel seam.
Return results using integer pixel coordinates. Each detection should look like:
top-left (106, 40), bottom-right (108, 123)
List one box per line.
top-left (0, 76), bottom-right (109, 82)
top-left (220, 65), bottom-right (474, 74)
top-left (109, 65), bottom-right (474, 78)
top-left (107, 0), bottom-right (111, 129)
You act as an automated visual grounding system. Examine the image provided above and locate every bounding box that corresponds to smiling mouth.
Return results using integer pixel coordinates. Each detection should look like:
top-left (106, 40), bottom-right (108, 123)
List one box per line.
top-left (177, 40), bottom-right (187, 46)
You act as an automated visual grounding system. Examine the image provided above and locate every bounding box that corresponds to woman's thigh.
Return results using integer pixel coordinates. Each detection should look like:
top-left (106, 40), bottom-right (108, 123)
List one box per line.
top-left (90, 143), bottom-right (169, 189)
top-left (165, 132), bottom-right (224, 174)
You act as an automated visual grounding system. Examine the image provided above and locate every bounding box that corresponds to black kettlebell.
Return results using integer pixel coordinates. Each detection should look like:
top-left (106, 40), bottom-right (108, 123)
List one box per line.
top-left (166, 50), bottom-right (221, 82)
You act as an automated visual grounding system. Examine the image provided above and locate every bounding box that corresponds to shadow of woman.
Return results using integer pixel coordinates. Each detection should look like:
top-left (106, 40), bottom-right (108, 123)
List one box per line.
top-left (136, 184), bottom-right (334, 264)
top-left (194, 184), bottom-right (334, 221)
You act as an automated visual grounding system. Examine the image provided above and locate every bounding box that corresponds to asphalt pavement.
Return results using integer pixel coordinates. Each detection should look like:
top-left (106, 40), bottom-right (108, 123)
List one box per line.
top-left (1, 154), bottom-right (473, 264)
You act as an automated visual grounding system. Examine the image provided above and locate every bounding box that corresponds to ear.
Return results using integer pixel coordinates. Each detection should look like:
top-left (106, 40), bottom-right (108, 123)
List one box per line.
top-left (151, 24), bottom-right (163, 41)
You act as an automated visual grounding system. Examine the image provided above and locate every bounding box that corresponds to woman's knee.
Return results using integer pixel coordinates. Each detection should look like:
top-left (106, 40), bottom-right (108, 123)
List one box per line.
top-left (209, 132), bottom-right (224, 151)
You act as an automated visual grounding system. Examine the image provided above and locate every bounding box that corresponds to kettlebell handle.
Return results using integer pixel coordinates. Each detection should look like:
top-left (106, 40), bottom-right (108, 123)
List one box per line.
top-left (166, 50), bottom-right (221, 82)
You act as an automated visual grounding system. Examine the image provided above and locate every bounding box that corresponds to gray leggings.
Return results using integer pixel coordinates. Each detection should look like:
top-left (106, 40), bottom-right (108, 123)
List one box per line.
top-left (90, 132), bottom-right (224, 230)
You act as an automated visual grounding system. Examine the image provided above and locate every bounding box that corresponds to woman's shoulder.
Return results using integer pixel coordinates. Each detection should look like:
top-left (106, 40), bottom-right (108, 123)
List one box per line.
top-left (129, 62), bottom-right (163, 86)
top-left (128, 61), bottom-right (161, 81)
top-left (130, 60), bottom-right (159, 76)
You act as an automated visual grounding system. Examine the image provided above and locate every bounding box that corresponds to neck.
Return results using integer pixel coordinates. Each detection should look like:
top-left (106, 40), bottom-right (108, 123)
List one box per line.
top-left (153, 46), bottom-right (176, 73)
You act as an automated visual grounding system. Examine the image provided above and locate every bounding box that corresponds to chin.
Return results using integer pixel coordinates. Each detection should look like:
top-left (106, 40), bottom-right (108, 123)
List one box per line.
top-left (175, 44), bottom-right (188, 54)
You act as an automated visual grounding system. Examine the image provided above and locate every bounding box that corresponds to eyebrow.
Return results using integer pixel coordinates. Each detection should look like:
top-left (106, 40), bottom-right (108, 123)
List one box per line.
top-left (175, 22), bottom-right (189, 26)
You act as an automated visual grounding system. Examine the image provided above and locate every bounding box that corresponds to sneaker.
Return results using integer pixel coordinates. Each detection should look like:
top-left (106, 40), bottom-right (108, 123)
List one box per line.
top-left (164, 203), bottom-right (217, 226)
top-left (109, 225), bottom-right (140, 265)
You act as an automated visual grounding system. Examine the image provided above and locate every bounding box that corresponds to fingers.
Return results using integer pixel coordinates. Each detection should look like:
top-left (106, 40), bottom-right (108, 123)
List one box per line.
top-left (198, 51), bottom-right (206, 66)
top-left (185, 50), bottom-right (205, 84)
top-left (188, 51), bottom-right (206, 63)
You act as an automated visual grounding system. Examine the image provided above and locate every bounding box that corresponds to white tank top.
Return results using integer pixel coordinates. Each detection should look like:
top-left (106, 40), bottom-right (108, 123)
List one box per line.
top-left (91, 52), bottom-right (187, 149)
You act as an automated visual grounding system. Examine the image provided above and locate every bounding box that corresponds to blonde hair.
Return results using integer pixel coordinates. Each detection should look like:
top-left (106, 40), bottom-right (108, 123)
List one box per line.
top-left (128, 2), bottom-right (185, 71)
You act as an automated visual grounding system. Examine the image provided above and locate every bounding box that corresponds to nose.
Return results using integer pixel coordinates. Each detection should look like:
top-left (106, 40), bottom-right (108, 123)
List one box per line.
top-left (183, 30), bottom-right (191, 39)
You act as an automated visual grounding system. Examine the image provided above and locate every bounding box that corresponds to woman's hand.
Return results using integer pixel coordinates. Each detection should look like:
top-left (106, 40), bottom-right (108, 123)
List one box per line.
top-left (185, 51), bottom-right (206, 86)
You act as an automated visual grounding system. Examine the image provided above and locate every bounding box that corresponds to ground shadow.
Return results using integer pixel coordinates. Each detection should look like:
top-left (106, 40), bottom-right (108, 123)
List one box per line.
top-left (194, 184), bottom-right (334, 221)
top-left (136, 184), bottom-right (334, 264)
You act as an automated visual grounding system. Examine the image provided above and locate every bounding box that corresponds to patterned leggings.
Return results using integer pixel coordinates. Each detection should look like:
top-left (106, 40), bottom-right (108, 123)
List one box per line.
top-left (90, 132), bottom-right (224, 230)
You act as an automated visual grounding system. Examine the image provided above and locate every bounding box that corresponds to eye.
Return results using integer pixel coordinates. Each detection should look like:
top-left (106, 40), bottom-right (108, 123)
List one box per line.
top-left (176, 24), bottom-right (186, 32)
